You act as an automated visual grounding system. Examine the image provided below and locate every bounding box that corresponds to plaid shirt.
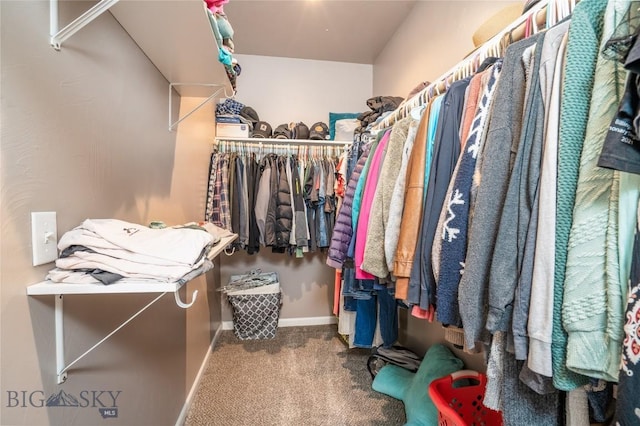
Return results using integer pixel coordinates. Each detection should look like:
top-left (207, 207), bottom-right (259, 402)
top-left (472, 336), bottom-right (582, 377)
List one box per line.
top-left (219, 154), bottom-right (232, 231)
top-left (210, 153), bottom-right (231, 230)
top-left (215, 98), bottom-right (244, 116)
top-left (205, 152), bottom-right (219, 222)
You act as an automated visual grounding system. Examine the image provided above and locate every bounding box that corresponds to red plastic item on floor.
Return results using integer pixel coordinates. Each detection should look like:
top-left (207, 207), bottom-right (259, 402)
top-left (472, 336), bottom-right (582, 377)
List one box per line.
top-left (428, 370), bottom-right (504, 426)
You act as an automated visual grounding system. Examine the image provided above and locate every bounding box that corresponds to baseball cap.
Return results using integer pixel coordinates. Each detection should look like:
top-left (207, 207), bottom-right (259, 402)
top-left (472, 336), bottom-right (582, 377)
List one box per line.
top-left (309, 122), bottom-right (329, 140)
top-left (251, 121), bottom-right (272, 138)
top-left (240, 106), bottom-right (259, 124)
top-left (291, 122), bottom-right (310, 139)
top-left (273, 124), bottom-right (292, 139)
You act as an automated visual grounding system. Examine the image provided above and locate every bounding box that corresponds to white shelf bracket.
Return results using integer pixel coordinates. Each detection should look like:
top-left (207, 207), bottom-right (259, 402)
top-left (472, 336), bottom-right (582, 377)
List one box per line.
top-left (53, 292), bottom-right (167, 384)
top-left (169, 83), bottom-right (228, 131)
top-left (50, 0), bottom-right (121, 50)
top-left (174, 288), bottom-right (199, 309)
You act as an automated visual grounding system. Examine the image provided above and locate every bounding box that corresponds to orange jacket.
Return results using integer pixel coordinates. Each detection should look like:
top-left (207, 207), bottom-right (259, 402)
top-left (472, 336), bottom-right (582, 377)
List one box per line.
top-left (393, 98), bottom-right (433, 299)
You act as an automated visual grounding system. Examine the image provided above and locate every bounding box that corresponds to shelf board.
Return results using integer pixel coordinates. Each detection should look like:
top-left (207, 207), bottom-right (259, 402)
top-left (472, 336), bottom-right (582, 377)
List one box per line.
top-left (214, 137), bottom-right (352, 145)
top-left (26, 234), bottom-right (237, 296)
top-left (109, 0), bottom-right (232, 98)
top-left (207, 233), bottom-right (238, 260)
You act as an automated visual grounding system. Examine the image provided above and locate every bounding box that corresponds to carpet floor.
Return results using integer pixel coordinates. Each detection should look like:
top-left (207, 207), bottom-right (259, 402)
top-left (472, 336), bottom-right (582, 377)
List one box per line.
top-left (185, 325), bottom-right (406, 426)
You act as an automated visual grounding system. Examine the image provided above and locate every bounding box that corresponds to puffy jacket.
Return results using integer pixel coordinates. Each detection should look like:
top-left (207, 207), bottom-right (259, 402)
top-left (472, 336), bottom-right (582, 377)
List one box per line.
top-left (264, 154), bottom-right (278, 247)
top-left (326, 144), bottom-right (372, 269)
top-left (275, 155), bottom-right (293, 248)
top-left (393, 98), bottom-right (432, 299)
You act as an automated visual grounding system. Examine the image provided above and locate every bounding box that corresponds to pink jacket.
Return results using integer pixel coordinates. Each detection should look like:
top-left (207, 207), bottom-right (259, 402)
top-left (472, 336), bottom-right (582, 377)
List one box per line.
top-left (354, 131), bottom-right (390, 279)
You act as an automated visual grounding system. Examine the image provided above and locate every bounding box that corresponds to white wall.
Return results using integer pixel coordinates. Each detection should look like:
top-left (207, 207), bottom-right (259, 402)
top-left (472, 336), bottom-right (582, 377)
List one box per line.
top-left (232, 54), bottom-right (373, 126)
top-left (373, 1), bottom-right (521, 98)
top-left (219, 54), bottom-right (373, 323)
top-left (1, 2), bottom-right (220, 425)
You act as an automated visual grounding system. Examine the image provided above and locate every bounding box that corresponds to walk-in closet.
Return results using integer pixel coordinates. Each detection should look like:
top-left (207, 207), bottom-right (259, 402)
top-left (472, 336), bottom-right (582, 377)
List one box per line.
top-left (2, 0), bottom-right (639, 425)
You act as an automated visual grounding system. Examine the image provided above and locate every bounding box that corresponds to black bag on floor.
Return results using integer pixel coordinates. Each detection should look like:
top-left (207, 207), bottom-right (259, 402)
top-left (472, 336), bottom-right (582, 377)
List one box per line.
top-left (367, 345), bottom-right (422, 379)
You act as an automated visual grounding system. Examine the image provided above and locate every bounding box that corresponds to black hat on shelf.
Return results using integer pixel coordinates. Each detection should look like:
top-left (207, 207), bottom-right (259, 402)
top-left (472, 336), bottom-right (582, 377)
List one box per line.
top-left (309, 122), bottom-right (329, 140)
top-left (291, 122), bottom-right (310, 139)
top-left (251, 121), bottom-right (272, 138)
top-left (273, 124), bottom-right (292, 139)
top-left (240, 106), bottom-right (260, 125)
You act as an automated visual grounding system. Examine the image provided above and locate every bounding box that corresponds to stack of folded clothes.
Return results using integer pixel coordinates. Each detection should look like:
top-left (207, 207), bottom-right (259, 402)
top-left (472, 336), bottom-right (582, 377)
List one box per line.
top-left (47, 219), bottom-right (227, 285)
top-left (215, 98), bottom-right (260, 130)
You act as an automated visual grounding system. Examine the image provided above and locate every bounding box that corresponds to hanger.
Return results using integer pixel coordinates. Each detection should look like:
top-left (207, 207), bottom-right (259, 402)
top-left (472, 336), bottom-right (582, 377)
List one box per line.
top-left (546, 0), bottom-right (556, 28)
top-left (427, 84), bottom-right (435, 99)
top-left (410, 104), bottom-right (426, 120)
top-left (532, 8), bottom-right (543, 34)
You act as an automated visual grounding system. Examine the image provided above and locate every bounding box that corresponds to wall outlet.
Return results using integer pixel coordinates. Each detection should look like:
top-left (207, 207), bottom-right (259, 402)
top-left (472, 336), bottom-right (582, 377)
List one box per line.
top-left (31, 212), bottom-right (58, 266)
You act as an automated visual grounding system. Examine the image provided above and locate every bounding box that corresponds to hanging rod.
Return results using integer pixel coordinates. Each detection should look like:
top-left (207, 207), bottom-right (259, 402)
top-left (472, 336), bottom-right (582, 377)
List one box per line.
top-left (50, 0), bottom-right (121, 50)
top-left (373, 0), bottom-right (569, 130)
top-left (214, 137), bottom-right (352, 146)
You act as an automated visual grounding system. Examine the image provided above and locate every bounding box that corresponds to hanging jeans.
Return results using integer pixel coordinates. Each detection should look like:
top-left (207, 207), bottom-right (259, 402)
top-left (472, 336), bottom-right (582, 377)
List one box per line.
top-left (353, 280), bottom-right (398, 348)
top-left (341, 267), bottom-right (359, 311)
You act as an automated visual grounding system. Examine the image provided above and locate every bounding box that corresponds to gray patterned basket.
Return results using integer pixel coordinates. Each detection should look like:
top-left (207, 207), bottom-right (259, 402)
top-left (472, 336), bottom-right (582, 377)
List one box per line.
top-left (226, 272), bottom-right (282, 340)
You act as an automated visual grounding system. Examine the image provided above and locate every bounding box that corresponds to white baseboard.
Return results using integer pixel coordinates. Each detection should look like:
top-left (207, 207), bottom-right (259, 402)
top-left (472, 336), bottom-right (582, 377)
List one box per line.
top-left (175, 324), bottom-right (224, 426)
top-left (221, 315), bottom-right (337, 331)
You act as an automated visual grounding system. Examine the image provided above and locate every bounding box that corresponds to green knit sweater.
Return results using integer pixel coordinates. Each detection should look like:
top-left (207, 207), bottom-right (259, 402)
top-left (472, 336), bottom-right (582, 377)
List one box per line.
top-left (553, 0), bottom-right (608, 391)
top-left (562, 0), bottom-right (628, 383)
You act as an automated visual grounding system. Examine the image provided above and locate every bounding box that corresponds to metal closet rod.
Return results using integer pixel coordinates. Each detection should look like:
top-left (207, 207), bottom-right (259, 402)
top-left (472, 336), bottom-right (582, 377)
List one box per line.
top-left (373, 0), bottom-right (573, 130)
top-left (214, 137), bottom-right (352, 146)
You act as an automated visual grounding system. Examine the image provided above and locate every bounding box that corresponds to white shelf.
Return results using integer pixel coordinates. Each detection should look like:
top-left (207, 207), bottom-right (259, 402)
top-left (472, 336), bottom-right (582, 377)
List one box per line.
top-left (26, 232), bottom-right (236, 384)
top-left (26, 234), bottom-right (237, 296)
top-left (214, 137), bottom-right (352, 145)
top-left (109, 0), bottom-right (232, 98)
top-left (26, 280), bottom-right (178, 296)
top-left (207, 233), bottom-right (238, 260)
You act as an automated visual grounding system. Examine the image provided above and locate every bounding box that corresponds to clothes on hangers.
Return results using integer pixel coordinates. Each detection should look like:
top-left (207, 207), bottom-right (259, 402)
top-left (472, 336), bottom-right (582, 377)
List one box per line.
top-left (323, 0), bottom-right (640, 422)
top-left (205, 142), bottom-right (343, 256)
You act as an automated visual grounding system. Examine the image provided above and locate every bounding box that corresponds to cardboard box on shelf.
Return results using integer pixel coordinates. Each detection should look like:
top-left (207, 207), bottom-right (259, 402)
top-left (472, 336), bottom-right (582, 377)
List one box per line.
top-left (216, 123), bottom-right (249, 138)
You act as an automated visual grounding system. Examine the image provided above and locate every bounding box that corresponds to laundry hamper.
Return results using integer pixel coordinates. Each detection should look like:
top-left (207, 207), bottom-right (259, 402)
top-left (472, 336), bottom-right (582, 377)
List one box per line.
top-left (428, 370), bottom-right (503, 426)
top-left (225, 271), bottom-right (282, 340)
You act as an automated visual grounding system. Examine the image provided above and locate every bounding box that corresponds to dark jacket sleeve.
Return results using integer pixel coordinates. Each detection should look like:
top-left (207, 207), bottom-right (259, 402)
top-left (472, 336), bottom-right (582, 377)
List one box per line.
top-left (291, 156), bottom-right (308, 248)
top-left (265, 155), bottom-right (278, 247)
top-left (275, 155), bottom-right (293, 248)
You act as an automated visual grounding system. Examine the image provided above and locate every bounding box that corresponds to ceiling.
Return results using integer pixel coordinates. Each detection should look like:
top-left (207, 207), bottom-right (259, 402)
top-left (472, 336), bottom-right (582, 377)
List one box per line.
top-left (223, 1), bottom-right (417, 64)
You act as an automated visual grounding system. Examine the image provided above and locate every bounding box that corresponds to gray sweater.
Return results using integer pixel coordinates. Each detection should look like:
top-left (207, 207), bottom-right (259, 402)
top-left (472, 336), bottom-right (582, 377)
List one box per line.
top-left (457, 34), bottom-right (540, 352)
top-left (486, 33), bottom-right (545, 340)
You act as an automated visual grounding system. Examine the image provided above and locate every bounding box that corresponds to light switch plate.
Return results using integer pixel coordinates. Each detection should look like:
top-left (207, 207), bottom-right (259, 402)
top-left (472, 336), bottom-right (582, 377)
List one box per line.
top-left (31, 212), bottom-right (58, 266)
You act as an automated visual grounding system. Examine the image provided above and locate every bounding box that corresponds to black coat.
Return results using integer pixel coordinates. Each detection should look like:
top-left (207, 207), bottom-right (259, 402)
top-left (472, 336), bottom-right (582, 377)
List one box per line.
top-left (274, 156), bottom-right (293, 248)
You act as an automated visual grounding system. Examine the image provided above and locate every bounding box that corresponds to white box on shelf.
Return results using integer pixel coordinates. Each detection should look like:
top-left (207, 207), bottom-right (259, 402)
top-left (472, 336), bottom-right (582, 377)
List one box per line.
top-left (216, 123), bottom-right (249, 138)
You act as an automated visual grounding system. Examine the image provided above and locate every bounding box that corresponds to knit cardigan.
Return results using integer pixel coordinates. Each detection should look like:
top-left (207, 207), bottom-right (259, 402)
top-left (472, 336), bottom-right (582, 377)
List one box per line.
top-left (562, 0), bottom-right (629, 383)
top-left (552, 0), bottom-right (608, 391)
top-left (527, 21), bottom-right (570, 378)
top-left (361, 117), bottom-right (412, 278)
top-left (457, 35), bottom-right (537, 352)
top-left (434, 62), bottom-right (502, 327)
